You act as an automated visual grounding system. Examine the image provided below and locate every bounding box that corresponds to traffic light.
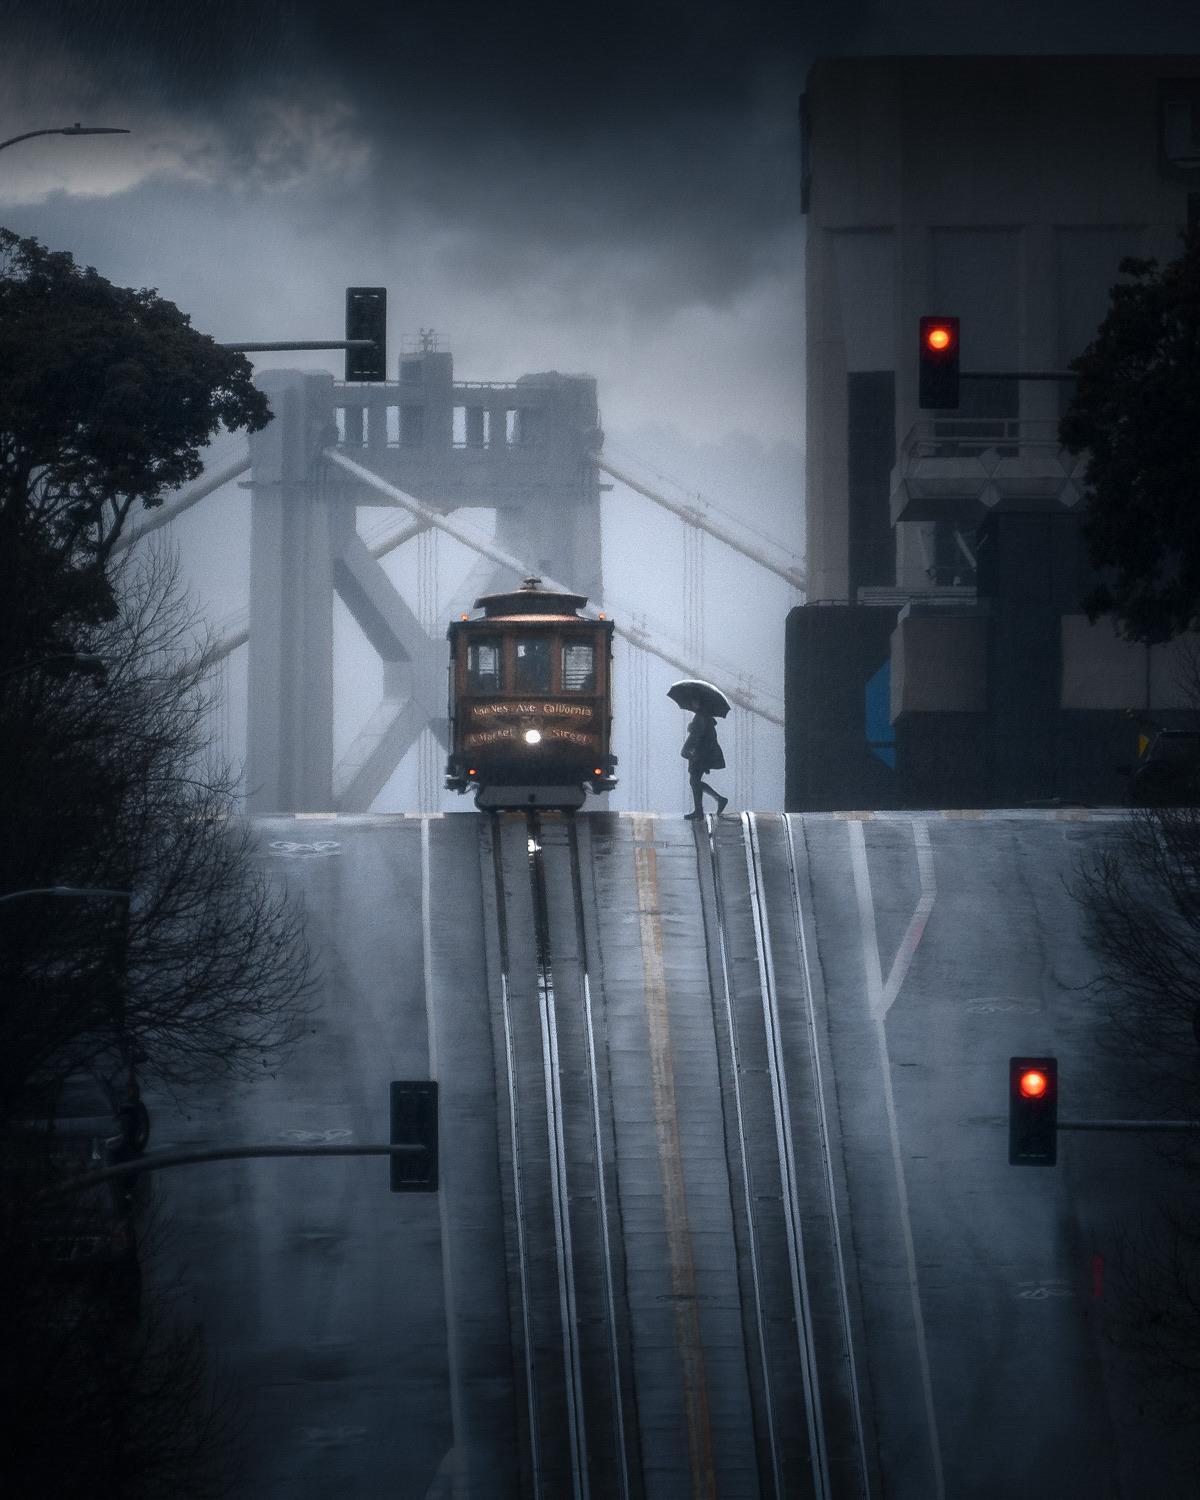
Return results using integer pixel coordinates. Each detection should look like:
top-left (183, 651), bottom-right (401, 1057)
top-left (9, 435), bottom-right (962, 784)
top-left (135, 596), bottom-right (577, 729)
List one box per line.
top-left (1008, 1057), bottom-right (1058, 1166)
top-left (345, 287), bottom-right (387, 382)
top-left (390, 1080), bottom-right (438, 1192)
top-left (918, 315), bottom-right (960, 409)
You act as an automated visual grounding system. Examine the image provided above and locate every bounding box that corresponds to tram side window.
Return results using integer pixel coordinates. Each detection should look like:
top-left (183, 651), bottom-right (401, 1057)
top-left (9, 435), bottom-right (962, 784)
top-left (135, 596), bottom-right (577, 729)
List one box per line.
top-left (562, 643), bottom-right (595, 692)
top-left (514, 637), bottom-right (552, 693)
top-left (467, 641), bottom-right (501, 692)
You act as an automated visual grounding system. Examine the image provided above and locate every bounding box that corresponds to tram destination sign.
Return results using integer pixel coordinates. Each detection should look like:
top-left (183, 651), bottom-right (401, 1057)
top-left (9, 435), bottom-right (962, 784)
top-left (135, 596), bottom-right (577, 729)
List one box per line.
top-left (464, 723), bottom-right (599, 751)
top-left (470, 701), bottom-right (594, 721)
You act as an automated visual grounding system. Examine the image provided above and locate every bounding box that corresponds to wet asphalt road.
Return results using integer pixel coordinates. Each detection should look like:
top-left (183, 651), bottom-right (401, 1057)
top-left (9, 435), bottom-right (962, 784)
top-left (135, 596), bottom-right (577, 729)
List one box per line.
top-left (147, 810), bottom-right (1198, 1498)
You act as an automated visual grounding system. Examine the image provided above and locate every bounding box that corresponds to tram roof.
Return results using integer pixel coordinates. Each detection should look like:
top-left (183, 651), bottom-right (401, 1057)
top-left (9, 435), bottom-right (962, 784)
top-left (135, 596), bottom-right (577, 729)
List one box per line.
top-left (472, 576), bottom-right (591, 620)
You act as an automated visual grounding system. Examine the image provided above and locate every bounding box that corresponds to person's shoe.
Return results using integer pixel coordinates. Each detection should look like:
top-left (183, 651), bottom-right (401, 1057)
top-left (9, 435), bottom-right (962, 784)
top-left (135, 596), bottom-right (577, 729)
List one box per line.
top-left (684, 811), bottom-right (704, 821)
top-left (716, 796), bottom-right (729, 816)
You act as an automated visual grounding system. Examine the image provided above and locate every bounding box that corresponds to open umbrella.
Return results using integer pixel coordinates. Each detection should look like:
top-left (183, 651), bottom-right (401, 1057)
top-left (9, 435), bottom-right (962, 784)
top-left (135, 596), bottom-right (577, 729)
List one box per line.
top-left (667, 679), bottom-right (732, 718)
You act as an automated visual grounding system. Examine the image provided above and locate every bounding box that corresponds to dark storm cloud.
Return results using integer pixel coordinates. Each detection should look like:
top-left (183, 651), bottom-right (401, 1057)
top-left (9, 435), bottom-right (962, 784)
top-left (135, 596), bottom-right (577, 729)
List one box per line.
top-left (4, 0), bottom-right (815, 314)
top-left (4, 0), bottom-right (1199, 319)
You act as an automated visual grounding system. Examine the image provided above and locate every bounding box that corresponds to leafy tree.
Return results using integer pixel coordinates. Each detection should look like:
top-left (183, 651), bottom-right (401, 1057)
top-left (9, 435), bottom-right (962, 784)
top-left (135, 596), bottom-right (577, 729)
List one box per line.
top-left (0, 228), bottom-right (269, 660)
top-left (1060, 228), bottom-right (1200, 645)
top-left (0, 235), bottom-right (300, 1493)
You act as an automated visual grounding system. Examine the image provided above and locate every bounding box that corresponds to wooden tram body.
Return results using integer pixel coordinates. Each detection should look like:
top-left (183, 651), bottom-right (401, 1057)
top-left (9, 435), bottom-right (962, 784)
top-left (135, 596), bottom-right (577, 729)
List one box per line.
top-left (445, 576), bottom-right (617, 810)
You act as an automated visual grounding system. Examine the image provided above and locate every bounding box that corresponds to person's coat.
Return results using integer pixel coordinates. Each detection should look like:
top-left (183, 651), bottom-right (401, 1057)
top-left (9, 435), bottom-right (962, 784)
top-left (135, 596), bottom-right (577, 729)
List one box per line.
top-left (681, 711), bottom-right (725, 773)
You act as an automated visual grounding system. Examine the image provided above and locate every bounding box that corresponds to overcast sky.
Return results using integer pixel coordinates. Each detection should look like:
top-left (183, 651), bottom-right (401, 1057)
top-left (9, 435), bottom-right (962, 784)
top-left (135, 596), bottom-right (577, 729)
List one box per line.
top-left (3, 0), bottom-right (1197, 449)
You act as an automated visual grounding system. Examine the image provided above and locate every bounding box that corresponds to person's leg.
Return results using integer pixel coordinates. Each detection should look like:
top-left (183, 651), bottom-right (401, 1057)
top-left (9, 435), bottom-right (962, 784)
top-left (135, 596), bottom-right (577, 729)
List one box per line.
top-left (698, 779), bottom-right (729, 815)
top-left (686, 769), bottom-right (705, 818)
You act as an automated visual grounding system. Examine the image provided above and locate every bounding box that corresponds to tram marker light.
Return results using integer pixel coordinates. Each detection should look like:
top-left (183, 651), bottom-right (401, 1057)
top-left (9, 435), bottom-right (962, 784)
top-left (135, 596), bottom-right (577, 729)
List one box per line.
top-left (919, 315), bottom-right (960, 409)
top-left (1008, 1056), bottom-right (1058, 1166)
top-left (346, 286), bottom-right (387, 382)
top-left (390, 1080), bottom-right (438, 1192)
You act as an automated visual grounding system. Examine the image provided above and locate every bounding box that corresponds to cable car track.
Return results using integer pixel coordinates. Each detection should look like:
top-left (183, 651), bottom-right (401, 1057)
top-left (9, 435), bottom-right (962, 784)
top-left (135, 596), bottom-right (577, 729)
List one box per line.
top-left (485, 812), bottom-right (638, 1499)
top-left (698, 811), bottom-right (873, 1499)
top-left (743, 810), bottom-right (832, 1498)
top-left (697, 813), bottom-right (791, 1496)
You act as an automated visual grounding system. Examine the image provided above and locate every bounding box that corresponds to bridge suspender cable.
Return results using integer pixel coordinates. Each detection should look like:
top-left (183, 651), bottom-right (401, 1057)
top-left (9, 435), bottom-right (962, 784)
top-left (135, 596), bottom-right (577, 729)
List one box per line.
top-left (592, 454), bottom-right (806, 592)
top-left (111, 454), bottom-right (252, 555)
top-left (325, 447), bottom-right (784, 727)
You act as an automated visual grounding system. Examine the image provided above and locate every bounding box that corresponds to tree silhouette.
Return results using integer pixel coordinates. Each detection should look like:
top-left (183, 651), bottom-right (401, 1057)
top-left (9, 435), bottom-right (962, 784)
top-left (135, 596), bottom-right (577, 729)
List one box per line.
top-left (1061, 228), bottom-right (1200, 645)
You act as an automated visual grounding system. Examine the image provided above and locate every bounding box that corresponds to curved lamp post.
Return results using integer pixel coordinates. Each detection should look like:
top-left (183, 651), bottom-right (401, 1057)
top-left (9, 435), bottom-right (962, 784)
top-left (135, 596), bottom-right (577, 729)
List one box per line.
top-left (0, 885), bottom-right (131, 907)
top-left (0, 123), bottom-right (129, 154)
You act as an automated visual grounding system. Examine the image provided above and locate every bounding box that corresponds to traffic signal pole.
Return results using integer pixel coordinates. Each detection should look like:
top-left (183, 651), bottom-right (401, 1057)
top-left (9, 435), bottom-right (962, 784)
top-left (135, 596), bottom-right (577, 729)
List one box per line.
top-left (1007, 1054), bottom-right (1200, 1165)
top-left (219, 340), bottom-right (376, 353)
top-left (41, 1081), bottom-right (439, 1196)
top-left (960, 370), bottom-right (1075, 381)
top-left (38, 1141), bottom-right (429, 1200)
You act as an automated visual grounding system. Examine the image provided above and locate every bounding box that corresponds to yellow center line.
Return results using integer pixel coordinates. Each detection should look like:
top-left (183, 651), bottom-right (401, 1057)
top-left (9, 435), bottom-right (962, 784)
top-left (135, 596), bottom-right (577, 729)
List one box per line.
top-left (633, 817), bottom-right (716, 1499)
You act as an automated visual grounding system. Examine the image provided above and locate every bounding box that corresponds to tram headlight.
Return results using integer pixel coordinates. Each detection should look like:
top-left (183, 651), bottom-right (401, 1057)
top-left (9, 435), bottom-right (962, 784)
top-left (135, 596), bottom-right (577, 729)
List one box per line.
top-left (524, 728), bottom-right (542, 745)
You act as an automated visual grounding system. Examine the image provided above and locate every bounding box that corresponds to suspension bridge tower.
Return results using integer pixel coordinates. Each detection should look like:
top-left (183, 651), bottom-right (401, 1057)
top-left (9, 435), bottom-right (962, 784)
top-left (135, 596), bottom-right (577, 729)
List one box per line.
top-left (244, 344), bottom-right (604, 813)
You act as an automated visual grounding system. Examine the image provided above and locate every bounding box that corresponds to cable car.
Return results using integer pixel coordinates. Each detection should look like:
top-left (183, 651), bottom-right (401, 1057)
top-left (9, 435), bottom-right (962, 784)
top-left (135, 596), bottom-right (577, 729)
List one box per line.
top-left (445, 576), bottom-right (617, 810)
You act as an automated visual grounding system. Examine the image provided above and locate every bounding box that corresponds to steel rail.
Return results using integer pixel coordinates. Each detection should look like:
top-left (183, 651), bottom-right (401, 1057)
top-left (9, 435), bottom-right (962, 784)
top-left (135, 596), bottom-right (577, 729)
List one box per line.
top-left (697, 814), bottom-right (785, 1496)
top-left (526, 813), bottom-right (590, 1500)
top-left (743, 811), bottom-right (832, 1499)
top-left (783, 814), bottom-right (873, 1497)
top-left (487, 820), bottom-right (544, 1497)
top-left (566, 818), bottom-right (635, 1500)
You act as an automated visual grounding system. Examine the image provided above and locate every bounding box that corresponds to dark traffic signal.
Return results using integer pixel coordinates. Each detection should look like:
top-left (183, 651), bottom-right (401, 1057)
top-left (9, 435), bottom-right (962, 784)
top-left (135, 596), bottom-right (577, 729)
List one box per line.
top-left (1008, 1057), bottom-right (1058, 1166)
top-left (918, 315), bottom-right (960, 409)
top-left (390, 1080), bottom-right (438, 1192)
top-left (345, 286), bottom-right (387, 382)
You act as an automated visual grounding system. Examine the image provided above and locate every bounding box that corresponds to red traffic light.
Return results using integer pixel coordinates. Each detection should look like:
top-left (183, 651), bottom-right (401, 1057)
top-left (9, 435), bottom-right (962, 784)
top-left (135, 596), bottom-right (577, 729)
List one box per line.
top-left (918, 315), bottom-right (960, 409)
top-left (1009, 1056), bottom-right (1058, 1166)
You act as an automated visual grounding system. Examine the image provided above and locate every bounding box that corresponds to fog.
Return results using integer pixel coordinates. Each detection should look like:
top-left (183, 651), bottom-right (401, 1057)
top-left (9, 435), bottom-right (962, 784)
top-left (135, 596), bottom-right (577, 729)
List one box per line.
top-left (2, 0), bottom-right (1196, 810)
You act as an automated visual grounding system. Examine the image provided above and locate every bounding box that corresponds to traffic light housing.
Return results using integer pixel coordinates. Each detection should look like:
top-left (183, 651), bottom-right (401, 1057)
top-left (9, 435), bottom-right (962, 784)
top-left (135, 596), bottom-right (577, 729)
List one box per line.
top-left (918, 315), bottom-right (960, 409)
top-left (1008, 1057), bottom-right (1058, 1166)
top-left (346, 286), bottom-right (387, 382)
top-left (390, 1080), bottom-right (438, 1192)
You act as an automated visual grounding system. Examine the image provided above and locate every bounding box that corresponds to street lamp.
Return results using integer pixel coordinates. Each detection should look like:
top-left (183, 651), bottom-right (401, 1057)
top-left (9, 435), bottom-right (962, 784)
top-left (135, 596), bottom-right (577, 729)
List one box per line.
top-left (0, 123), bottom-right (130, 154)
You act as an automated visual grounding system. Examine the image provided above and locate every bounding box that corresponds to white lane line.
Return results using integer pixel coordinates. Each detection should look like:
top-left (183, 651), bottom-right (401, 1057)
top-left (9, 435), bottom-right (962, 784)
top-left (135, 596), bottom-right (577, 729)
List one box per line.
top-left (422, 819), bottom-right (469, 1498)
top-left (880, 821), bottom-right (936, 1017)
top-left (847, 819), bottom-right (945, 1500)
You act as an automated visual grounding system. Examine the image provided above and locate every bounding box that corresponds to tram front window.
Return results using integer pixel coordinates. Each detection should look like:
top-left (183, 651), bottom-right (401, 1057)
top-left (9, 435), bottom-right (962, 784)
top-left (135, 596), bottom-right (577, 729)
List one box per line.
top-left (562, 643), bottom-right (595, 692)
top-left (467, 641), bottom-right (501, 692)
top-left (514, 638), bottom-right (552, 693)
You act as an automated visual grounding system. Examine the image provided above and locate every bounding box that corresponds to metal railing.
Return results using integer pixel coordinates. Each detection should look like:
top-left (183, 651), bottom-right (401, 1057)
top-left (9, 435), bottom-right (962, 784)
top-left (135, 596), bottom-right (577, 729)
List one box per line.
top-left (896, 417), bottom-right (1068, 462)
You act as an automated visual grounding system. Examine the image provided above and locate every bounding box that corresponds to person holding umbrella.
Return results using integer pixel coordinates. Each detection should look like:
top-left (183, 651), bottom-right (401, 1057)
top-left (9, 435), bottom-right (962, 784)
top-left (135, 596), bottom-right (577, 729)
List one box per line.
top-left (669, 679), bottom-right (731, 820)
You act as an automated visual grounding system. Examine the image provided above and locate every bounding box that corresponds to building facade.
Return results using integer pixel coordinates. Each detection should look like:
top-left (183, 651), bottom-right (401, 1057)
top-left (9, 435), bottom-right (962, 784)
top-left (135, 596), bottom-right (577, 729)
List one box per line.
top-left (789, 55), bottom-right (1200, 809)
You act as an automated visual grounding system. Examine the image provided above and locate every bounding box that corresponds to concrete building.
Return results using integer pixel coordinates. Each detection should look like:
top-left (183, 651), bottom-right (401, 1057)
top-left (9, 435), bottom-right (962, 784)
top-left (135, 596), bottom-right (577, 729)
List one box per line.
top-left (788, 55), bottom-right (1200, 809)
